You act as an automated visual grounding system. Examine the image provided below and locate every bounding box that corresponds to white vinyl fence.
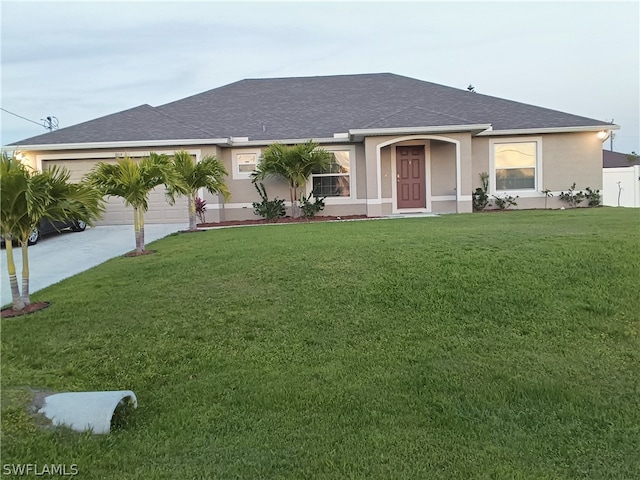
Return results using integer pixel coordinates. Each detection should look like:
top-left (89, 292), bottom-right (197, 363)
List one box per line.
top-left (603, 166), bottom-right (640, 207)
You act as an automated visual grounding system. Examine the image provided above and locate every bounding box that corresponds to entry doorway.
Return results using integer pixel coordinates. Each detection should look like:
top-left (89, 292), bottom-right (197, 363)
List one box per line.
top-left (396, 146), bottom-right (425, 209)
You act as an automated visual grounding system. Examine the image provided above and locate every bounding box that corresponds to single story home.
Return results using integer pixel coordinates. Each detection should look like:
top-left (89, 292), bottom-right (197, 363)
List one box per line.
top-left (4, 73), bottom-right (618, 224)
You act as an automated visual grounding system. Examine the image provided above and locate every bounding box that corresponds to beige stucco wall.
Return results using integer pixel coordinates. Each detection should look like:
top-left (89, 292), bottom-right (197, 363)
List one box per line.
top-left (211, 143), bottom-right (367, 221)
top-left (12, 130), bottom-right (605, 223)
top-left (469, 132), bottom-right (603, 210)
top-left (541, 132), bottom-right (603, 191)
top-left (430, 142), bottom-right (456, 196)
top-left (207, 147), bottom-right (276, 221)
top-left (380, 146), bottom-right (392, 199)
top-left (363, 132), bottom-right (473, 214)
top-left (355, 144), bottom-right (367, 200)
top-left (470, 137), bottom-right (490, 190)
top-left (431, 200), bottom-right (457, 213)
top-left (470, 132), bottom-right (603, 193)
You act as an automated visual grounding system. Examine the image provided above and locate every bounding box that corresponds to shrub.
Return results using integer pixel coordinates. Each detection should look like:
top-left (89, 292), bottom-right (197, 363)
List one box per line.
top-left (195, 197), bottom-right (207, 224)
top-left (252, 183), bottom-right (285, 221)
top-left (584, 187), bottom-right (601, 207)
top-left (559, 183), bottom-right (585, 208)
top-left (492, 194), bottom-right (519, 210)
top-left (299, 192), bottom-right (325, 219)
top-left (472, 172), bottom-right (490, 212)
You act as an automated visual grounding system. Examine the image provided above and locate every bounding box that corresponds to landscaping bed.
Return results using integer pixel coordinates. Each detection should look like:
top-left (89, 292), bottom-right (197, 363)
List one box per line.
top-left (198, 214), bottom-right (370, 228)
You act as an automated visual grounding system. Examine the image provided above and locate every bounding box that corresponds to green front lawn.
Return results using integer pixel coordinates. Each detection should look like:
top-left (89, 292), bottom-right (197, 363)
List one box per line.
top-left (2, 208), bottom-right (639, 479)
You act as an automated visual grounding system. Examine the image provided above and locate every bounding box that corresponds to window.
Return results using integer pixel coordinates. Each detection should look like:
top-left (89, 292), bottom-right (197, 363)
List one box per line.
top-left (232, 149), bottom-right (261, 179)
top-left (237, 153), bottom-right (257, 173)
top-left (494, 141), bottom-right (537, 190)
top-left (311, 151), bottom-right (351, 197)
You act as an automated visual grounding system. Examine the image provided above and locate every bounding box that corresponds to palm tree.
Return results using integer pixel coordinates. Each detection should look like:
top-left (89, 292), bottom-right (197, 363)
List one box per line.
top-left (166, 150), bottom-right (230, 231)
top-left (86, 153), bottom-right (174, 254)
top-left (251, 140), bottom-right (332, 218)
top-left (1, 153), bottom-right (104, 311)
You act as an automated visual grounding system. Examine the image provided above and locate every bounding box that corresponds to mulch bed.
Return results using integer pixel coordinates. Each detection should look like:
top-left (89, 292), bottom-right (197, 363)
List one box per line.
top-left (198, 215), bottom-right (370, 228)
top-left (1, 302), bottom-right (51, 319)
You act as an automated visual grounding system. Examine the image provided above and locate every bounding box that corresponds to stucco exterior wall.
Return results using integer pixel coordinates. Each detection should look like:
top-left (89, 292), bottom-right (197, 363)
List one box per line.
top-left (355, 144), bottom-right (367, 201)
top-left (380, 146), bottom-right (392, 199)
top-left (11, 130), bottom-right (606, 223)
top-left (430, 142), bottom-right (456, 197)
top-left (541, 132), bottom-right (603, 191)
top-left (210, 143), bottom-right (367, 221)
top-left (431, 200), bottom-right (456, 213)
top-left (362, 133), bottom-right (474, 215)
top-left (470, 137), bottom-right (490, 190)
top-left (470, 132), bottom-right (604, 210)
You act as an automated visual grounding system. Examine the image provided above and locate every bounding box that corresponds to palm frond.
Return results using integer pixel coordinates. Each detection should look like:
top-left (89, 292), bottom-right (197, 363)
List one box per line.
top-left (2, 154), bottom-right (104, 243)
top-left (86, 155), bottom-right (170, 211)
top-left (251, 140), bottom-right (332, 189)
top-left (166, 151), bottom-right (230, 204)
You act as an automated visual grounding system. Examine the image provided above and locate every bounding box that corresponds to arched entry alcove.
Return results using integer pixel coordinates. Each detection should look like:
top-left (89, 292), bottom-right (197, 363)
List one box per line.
top-left (375, 135), bottom-right (462, 214)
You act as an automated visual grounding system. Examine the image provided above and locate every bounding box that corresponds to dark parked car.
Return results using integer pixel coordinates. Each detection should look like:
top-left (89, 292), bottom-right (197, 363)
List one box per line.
top-left (1, 218), bottom-right (87, 247)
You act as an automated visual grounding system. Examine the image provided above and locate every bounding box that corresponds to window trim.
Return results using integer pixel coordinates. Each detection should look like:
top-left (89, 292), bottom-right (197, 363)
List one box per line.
top-left (489, 137), bottom-right (542, 195)
top-left (307, 145), bottom-right (356, 202)
top-left (231, 148), bottom-right (262, 180)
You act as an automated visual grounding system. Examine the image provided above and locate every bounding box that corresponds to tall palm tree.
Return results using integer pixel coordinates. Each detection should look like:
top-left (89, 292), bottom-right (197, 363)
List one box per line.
top-left (1, 153), bottom-right (104, 311)
top-left (86, 153), bottom-right (174, 254)
top-left (166, 150), bottom-right (230, 231)
top-left (1, 154), bottom-right (29, 310)
top-left (251, 140), bottom-right (332, 217)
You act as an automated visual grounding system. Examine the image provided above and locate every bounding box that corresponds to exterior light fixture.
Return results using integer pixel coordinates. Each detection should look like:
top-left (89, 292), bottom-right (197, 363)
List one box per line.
top-left (597, 130), bottom-right (609, 141)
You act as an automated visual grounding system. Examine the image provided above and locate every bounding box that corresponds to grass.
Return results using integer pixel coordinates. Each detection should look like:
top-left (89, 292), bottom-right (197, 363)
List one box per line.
top-left (2, 208), bottom-right (639, 479)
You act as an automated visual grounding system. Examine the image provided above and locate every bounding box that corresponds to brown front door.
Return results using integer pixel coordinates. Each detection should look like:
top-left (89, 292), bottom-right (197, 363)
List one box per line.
top-left (396, 146), bottom-right (425, 209)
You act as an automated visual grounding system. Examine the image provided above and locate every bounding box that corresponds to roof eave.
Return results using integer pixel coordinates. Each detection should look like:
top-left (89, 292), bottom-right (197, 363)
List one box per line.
top-left (2, 138), bottom-right (231, 152)
top-left (348, 124), bottom-right (493, 141)
top-left (476, 125), bottom-right (620, 136)
top-left (228, 136), bottom-right (356, 147)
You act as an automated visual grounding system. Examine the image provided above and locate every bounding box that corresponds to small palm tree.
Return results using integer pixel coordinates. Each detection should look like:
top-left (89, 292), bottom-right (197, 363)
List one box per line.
top-left (251, 140), bottom-right (332, 218)
top-left (1, 153), bottom-right (103, 311)
top-left (166, 150), bottom-right (230, 231)
top-left (86, 154), bottom-right (174, 254)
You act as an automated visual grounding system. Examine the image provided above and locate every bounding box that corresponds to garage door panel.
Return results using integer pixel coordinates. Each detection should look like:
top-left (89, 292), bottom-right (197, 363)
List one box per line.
top-left (143, 187), bottom-right (188, 224)
top-left (102, 197), bottom-right (133, 224)
top-left (43, 159), bottom-right (96, 182)
top-left (42, 159), bottom-right (188, 226)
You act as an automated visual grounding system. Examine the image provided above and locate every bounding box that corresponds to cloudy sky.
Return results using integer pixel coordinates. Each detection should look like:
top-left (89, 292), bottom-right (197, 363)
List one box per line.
top-left (1, 0), bottom-right (638, 154)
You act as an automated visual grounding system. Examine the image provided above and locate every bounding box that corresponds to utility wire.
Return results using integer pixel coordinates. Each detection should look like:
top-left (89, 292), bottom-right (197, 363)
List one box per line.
top-left (0, 107), bottom-right (47, 129)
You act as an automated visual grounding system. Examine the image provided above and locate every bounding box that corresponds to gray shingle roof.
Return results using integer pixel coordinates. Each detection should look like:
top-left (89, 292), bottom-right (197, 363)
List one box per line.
top-left (7, 104), bottom-right (215, 146)
top-left (603, 149), bottom-right (639, 168)
top-left (8, 73), bottom-right (612, 147)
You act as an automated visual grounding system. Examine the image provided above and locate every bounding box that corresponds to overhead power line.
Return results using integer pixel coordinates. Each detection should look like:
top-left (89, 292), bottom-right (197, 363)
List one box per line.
top-left (1, 107), bottom-right (50, 129)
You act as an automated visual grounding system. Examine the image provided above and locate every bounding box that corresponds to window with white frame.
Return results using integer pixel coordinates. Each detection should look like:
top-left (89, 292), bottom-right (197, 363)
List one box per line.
top-left (311, 150), bottom-right (351, 197)
top-left (494, 141), bottom-right (538, 191)
top-left (232, 149), bottom-right (261, 179)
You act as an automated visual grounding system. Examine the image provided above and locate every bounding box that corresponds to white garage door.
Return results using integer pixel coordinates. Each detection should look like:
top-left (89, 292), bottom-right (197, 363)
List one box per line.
top-left (43, 159), bottom-right (189, 226)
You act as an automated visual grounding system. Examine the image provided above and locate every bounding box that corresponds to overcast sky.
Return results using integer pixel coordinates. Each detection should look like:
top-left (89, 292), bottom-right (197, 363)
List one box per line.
top-left (1, 0), bottom-right (638, 154)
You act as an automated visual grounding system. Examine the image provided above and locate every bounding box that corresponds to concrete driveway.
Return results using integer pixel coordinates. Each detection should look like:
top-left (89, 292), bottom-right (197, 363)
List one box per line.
top-left (1, 223), bottom-right (187, 308)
